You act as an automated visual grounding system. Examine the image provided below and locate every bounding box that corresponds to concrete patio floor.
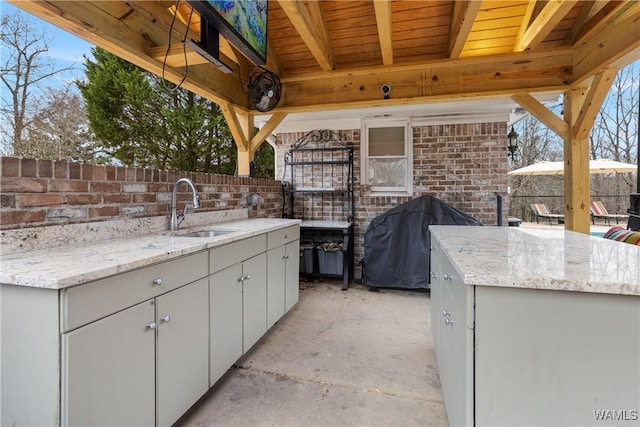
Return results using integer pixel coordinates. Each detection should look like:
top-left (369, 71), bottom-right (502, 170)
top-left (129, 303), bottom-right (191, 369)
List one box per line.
top-left (178, 280), bottom-right (448, 426)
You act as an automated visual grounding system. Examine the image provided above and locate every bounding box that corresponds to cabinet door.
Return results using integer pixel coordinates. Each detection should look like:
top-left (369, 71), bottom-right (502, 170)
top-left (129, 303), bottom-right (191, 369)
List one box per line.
top-left (156, 278), bottom-right (209, 427)
top-left (434, 257), bottom-right (474, 427)
top-left (284, 240), bottom-right (300, 312)
top-left (242, 252), bottom-right (267, 352)
top-left (210, 263), bottom-right (243, 386)
top-left (62, 300), bottom-right (155, 427)
top-left (267, 245), bottom-right (286, 329)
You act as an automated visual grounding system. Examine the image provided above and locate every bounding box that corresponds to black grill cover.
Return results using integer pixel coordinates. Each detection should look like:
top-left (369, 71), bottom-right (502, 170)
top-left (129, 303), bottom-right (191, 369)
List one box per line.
top-left (362, 196), bottom-right (483, 289)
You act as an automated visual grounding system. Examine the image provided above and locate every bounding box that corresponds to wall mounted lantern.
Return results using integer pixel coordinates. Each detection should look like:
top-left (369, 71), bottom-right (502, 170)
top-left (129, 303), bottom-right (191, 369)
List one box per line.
top-left (507, 127), bottom-right (519, 159)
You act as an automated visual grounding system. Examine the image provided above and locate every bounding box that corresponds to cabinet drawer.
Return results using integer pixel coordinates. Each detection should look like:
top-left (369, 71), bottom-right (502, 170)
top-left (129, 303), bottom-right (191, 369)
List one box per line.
top-left (62, 251), bottom-right (208, 331)
top-left (267, 226), bottom-right (300, 250)
top-left (210, 235), bottom-right (266, 273)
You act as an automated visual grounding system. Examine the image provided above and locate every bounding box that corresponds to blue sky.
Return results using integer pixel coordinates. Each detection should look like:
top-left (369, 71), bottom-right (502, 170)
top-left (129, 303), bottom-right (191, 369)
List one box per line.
top-left (2, 1), bottom-right (95, 85)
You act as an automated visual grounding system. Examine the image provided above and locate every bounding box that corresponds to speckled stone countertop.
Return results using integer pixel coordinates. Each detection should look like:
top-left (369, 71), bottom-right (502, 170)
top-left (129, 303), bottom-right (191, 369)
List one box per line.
top-left (430, 225), bottom-right (640, 296)
top-left (0, 216), bottom-right (300, 290)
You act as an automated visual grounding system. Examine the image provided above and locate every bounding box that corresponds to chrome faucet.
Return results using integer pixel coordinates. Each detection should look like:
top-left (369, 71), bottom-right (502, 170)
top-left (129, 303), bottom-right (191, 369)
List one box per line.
top-left (170, 178), bottom-right (200, 231)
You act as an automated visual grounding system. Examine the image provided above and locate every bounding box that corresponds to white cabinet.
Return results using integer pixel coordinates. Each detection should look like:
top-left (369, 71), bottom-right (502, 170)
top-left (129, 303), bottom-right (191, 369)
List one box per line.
top-left (63, 301), bottom-right (156, 426)
top-left (156, 278), bottom-right (209, 427)
top-left (209, 234), bottom-right (268, 386)
top-left (1, 223), bottom-right (301, 427)
top-left (267, 226), bottom-right (300, 328)
top-left (210, 262), bottom-right (244, 385)
top-left (62, 268), bottom-right (209, 427)
top-left (429, 239), bottom-right (473, 427)
top-left (430, 236), bottom-right (640, 427)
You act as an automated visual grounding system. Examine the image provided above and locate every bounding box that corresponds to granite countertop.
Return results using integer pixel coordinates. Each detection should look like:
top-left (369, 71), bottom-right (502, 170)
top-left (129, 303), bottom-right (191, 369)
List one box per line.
top-left (0, 218), bottom-right (300, 290)
top-left (430, 225), bottom-right (640, 296)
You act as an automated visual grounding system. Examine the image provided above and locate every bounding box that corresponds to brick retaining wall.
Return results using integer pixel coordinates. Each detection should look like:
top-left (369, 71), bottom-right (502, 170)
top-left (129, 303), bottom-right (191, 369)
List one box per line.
top-left (0, 157), bottom-right (283, 229)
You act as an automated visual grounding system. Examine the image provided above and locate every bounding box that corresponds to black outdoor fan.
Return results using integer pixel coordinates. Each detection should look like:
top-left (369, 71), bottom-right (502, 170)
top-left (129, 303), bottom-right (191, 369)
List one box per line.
top-left (249, 69), bottom-right (282, 112)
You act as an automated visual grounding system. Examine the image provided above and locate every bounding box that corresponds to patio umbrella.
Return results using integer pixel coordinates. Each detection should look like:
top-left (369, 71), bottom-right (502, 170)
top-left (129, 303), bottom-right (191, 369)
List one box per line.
top-left (508, 159), bottom-right (638, 176)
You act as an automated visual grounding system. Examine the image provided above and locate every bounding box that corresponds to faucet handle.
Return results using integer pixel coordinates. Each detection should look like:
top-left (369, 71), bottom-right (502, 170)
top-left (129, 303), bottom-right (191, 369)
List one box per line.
top-left (193, 196), bottom-right (201, 209)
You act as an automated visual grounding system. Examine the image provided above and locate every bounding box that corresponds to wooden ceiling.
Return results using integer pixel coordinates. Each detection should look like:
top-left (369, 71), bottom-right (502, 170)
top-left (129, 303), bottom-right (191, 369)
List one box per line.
top-left (9, 1), bottom-right (640, 116)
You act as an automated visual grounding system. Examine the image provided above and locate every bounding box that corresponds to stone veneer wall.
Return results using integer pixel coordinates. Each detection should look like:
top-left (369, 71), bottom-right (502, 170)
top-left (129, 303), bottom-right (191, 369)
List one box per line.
top-left (0, 157), bottom-right (283, 230)
top-left (276, 123), bottom-right (509, 280)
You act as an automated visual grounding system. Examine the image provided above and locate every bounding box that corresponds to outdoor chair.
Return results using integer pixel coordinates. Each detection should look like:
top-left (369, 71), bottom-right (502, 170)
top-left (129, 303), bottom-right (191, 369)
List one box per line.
top-left (589, 201), bottom-right (629, 226)
top-left (530, 203), bottom-right (565, 225)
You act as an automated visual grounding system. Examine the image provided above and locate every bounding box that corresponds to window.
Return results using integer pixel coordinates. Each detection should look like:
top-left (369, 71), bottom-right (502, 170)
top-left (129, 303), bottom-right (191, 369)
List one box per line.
top-left (362, 120), bottom-right (412, 194)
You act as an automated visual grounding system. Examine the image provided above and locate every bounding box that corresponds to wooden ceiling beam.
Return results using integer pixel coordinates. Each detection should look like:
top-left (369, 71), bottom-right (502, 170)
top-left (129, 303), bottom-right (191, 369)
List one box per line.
top-left (565, 1), bottom-right (626, 46)
top-left (572, 1), bottom-right (640, 85)
top-left (448, 0), bottom-right (482, 58)
top-left (515, 0), bottom-right (578, 51)
top-left (572, 68), bottom-right (618, 139)
top-left (373, 0), bottom-right (393, 65)
top-left (277, 51), bottom-right (573, 112)
top-left (511, 93), bottom-right (569, 140)
top-left (220, 102), bottom-right (250, 152)
top-left (251, 112), bottom-right (288, 153)
top-left (277, 0), bottom-right (336, 71)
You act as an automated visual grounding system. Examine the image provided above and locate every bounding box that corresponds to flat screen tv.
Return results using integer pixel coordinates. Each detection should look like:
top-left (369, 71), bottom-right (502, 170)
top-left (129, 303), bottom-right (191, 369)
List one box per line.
top-left (188, 0), bottom-right (267, 66)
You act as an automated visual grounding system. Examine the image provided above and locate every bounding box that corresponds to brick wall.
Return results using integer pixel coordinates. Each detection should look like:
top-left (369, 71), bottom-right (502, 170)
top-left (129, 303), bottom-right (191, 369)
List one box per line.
top-left (0, 157), bottom-right (283, 230)
top-left (276, 123), bottom-right (509, 279)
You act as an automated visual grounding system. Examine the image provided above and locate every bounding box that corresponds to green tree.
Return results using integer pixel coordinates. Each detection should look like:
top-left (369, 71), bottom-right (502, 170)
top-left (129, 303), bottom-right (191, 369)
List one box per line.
top-left (78, 47), bottom-right (273, 177)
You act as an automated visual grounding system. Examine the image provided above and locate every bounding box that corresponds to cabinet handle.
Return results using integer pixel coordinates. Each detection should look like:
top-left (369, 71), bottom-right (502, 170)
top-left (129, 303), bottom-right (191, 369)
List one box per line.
top-left (152, 277), bottom-right (163, 286)
top-left (161, 315), bottom-right (171, 323)
top-left (444, 317), bottom-right (454, 326)
top-left (244, 274), bottom-right (251, 281)
top-left (443, 273), bottom-right (452, 281)
top-left (284, 234), bottom-right (290, 239)
top-left (283, 254), bottom-right (291, 260)
top-left (430, 272), bottom-right (436, 279)
top-left (430, 246), bottom-right (435, 252)
top-left (238, 274), bottom-right (251, 283)
top-left (147, 322), bottom-right (157, 330)
top-left (442, 310), bottom-right (451, 318)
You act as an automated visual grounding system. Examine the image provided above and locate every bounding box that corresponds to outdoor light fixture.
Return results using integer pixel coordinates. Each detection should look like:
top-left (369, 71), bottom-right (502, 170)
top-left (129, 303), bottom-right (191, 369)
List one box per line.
top-left (507, 126), bottom-right (519, 159)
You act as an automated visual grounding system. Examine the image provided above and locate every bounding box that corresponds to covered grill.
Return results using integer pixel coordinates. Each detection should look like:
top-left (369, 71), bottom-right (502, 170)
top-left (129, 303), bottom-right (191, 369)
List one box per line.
top-left (362, 196), bottom-right (482, 290)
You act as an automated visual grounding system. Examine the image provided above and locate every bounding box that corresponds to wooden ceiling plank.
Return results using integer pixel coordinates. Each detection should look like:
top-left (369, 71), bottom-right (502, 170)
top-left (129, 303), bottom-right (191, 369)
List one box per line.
top-left (373, 0), bottom-right (394, 65)
top-left (572, 68), bottom-right (618, 139)
top-left (277, 0), bottom-right (336, 71)
top-left (449, 0), bottom-right (482, 58)
top-left (251, 112), bottom-right (288, 153)
top-left (511, 93), bottom-right (569, 140)
top-left (515, 0), bottom-right (578, 51)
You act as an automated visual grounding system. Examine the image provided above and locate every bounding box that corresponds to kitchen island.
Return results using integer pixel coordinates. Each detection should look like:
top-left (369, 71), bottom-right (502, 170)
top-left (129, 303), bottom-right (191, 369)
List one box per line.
top-left (1, 216), bottom-right (300, 427)
top-left (430, 225), bottom-right (639, 426)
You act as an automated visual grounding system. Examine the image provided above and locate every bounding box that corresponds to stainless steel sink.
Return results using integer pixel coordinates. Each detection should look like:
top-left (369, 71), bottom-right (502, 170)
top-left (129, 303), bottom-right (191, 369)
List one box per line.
top-left (177, 229), bottom-right (237, 238)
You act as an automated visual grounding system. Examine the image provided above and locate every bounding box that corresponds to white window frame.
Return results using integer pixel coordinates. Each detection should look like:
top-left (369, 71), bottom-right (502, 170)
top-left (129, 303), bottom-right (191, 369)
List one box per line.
top-left (361, 119), bottom-right (413, 195)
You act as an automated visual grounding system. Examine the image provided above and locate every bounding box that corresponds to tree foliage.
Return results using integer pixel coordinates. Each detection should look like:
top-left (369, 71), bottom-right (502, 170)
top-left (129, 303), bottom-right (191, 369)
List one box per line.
top-left (78, 47), bottom-right (274, 177)
top-left (23, 84), bottom-right (96, 161)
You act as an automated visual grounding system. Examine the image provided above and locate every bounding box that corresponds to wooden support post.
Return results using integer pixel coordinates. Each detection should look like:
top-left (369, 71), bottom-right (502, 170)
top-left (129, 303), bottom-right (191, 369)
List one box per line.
top-left (563, 87), bottom-right (591, 234)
